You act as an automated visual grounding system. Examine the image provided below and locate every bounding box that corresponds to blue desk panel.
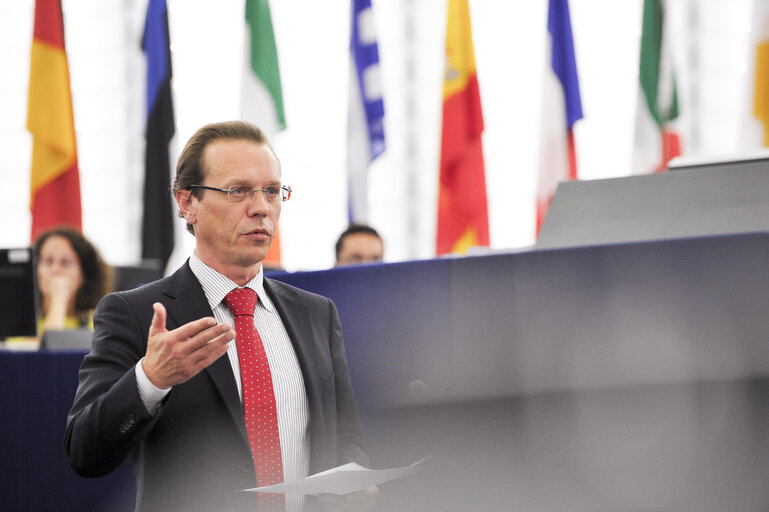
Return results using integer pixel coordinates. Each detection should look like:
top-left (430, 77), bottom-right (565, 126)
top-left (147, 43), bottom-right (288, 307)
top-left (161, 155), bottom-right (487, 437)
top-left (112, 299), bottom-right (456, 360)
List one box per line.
top-left (4, 232), bottom-right (769, 511)
top-left (0, 351), bottom-right (135, 512)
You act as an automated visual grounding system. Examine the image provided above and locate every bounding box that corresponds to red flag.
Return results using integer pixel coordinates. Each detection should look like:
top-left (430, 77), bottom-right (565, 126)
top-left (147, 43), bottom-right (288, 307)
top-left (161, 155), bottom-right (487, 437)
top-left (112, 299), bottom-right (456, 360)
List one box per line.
top-left (436, 0), bottom-right (489, 256)
top-left (27, 0), bottom-right (82, 240)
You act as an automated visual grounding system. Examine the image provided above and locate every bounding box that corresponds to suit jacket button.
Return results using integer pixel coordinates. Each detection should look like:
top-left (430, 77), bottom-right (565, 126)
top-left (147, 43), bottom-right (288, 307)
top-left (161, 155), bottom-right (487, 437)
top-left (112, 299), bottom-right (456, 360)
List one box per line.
top-left (120, 414), bottom-right (136, 433)
top-left (241, 464), bottom-right (252, 473)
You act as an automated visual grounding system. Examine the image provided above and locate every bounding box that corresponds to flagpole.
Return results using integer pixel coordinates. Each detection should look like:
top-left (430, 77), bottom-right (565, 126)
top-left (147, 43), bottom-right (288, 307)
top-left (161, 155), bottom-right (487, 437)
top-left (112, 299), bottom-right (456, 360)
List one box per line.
top-left (404, 0), bottom-right (419, 260)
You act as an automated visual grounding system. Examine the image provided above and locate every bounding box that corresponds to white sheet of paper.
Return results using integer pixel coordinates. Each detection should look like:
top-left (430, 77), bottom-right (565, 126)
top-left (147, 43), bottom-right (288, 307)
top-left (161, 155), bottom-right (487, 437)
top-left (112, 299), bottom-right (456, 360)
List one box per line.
top-left (242, 457), bottom-right (426, 496)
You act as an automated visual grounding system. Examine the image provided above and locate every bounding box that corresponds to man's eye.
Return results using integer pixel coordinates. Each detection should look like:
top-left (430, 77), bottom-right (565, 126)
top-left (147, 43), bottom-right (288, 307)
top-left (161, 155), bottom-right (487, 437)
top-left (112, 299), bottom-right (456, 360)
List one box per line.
top-left (264, 187), bottom-right (279, 197)
top-left (229, 186), bottom-right (248, 197)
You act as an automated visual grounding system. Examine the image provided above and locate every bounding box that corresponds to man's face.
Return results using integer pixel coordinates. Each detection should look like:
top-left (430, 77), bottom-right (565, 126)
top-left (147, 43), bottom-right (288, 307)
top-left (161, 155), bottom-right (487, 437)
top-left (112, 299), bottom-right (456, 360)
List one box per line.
top-left (178, 139), bottom-right (282, 282)
top-left (336, 233), bottom-right (384, 266)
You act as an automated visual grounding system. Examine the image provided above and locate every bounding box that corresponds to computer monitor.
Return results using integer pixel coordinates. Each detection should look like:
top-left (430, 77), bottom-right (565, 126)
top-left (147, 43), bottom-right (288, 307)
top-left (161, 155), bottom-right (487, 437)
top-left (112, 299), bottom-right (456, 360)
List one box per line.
top-left (113, 259), bottom-right (164, 291)
top-left (0, 247), bottom-right (38, 338)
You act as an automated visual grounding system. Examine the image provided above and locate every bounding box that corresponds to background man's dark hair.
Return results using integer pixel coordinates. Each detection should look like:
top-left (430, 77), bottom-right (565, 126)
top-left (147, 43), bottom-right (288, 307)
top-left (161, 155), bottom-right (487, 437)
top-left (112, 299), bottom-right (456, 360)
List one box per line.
top-left (335, 224), bottom-right (382, 260)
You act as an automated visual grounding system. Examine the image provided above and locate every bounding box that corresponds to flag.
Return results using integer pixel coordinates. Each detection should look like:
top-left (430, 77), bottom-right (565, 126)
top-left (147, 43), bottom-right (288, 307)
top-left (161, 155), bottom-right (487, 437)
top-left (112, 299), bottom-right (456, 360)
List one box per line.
top-left (27, 0), bottom-right (82, 241)
top-left (347, 0), bottom-right (385, 223)
top-left (753, 6), bottom-right (769, 146)
top-left (632, 0), bottom-right (681, 173)
top-left (436, 0), bottom-right (489, 256)
top-left (536, 0), bottom-right (583, 235)
top-left (141, 0), bottom-right (175, 271)
top-left (242, 0), bottom-right (285, 267)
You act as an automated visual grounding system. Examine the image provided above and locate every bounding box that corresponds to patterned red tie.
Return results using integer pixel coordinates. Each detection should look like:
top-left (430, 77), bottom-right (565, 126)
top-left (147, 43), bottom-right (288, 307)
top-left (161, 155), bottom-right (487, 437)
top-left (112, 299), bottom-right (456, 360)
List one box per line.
top-left (224, 288), bottom-right (285, 511)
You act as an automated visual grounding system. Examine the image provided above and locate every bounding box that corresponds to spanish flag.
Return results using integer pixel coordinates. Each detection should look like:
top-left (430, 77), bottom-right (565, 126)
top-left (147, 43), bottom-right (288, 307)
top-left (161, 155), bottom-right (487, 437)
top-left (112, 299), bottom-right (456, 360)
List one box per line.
top-left (27, 0), bottom-right (82, 241)
top-left (436, 0), bottom-right (489, 256)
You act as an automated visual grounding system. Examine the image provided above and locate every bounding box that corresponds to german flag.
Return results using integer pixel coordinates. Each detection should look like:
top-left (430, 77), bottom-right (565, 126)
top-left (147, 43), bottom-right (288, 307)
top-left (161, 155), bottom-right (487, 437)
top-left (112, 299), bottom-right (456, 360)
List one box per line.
top-left (436, 0), bottom-right (489, 255)
top-left (27, 0), bottom-right (81, 241)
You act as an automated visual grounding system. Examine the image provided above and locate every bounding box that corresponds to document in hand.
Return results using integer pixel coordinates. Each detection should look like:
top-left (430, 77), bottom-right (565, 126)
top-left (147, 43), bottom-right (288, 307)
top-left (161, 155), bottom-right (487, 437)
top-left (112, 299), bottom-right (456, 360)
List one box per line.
top-left (243, 458), bottom-right (426, 496)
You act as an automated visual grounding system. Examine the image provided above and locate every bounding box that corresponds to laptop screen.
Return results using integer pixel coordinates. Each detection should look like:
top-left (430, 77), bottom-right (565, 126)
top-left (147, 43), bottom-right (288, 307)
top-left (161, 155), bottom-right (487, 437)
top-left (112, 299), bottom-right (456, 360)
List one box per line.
top-left (0, 247), bottom-right (39, 338)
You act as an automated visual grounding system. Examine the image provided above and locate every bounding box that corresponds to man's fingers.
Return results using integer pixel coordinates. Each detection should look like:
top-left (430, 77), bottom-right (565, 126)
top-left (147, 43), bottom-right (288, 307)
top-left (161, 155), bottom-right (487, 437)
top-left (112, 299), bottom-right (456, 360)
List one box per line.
top-left (190, 331), bottom-right (233, 371)
top-left (144, 318), bottom-right (233, 388)
top-left (149, 302), bottom-right (167, 336)
top-left (174, 322), bottom-right (234, 363)
top-left (171, 316), bottom-right (220, 342)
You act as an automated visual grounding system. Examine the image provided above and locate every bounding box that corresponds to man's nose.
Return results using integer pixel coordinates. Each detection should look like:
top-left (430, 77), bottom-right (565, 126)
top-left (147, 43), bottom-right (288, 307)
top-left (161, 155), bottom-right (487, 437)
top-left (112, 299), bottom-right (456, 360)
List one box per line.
top-left (246, 189), bottom-right (270, 214)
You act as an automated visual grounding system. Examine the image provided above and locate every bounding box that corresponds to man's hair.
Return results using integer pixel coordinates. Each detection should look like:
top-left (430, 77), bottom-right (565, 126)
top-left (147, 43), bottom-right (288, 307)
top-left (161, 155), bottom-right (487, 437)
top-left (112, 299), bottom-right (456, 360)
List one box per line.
top-left (173, 120), bottom-right (275, 235)
top-left (335, 224), bottom-right (383, 260)
top-left (34, 227), bottom-right (113, 319)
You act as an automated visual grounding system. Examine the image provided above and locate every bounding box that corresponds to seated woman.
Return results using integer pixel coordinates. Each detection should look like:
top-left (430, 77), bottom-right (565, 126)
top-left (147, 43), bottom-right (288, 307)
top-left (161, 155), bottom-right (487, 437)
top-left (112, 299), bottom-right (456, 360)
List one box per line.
top-left (35, 227), bottom-right (112, 333)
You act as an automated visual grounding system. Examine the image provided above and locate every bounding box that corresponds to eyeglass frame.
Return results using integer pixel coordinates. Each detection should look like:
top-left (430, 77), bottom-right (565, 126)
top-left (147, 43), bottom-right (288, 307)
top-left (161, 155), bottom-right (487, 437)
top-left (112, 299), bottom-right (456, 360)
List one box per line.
top-left (187, 184), bottom-right (292, 203)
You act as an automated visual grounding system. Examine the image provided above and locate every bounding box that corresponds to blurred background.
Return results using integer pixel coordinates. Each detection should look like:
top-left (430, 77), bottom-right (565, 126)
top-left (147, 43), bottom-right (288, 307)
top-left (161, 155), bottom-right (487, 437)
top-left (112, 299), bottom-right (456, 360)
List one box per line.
top-left (0, 0), bottom-right (766, 271)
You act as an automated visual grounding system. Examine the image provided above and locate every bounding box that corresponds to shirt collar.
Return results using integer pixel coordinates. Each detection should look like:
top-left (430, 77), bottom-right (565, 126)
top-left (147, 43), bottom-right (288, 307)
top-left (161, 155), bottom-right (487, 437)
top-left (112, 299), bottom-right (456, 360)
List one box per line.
top-left (189, 252), bottom-right (275, 313)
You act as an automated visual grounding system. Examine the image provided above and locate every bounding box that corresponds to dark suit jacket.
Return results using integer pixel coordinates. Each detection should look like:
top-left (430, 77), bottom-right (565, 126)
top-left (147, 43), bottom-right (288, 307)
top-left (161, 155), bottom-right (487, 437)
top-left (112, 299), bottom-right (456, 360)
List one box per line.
top-left (64, 262), bottom-right (369, 512)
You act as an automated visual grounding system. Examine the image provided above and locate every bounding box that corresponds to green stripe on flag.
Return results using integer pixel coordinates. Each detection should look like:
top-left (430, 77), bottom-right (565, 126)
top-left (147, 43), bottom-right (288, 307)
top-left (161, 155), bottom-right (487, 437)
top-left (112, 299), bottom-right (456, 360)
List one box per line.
top-left (245, 0), bottom-right (286, 130)
top-left (639, 0), bottom-right (678, 128)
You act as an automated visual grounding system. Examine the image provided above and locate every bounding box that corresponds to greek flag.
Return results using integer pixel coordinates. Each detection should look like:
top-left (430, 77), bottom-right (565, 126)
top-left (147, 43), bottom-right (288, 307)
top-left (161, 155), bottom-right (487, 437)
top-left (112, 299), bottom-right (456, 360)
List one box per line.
top-left (347, 0), bottom-right (385, 223)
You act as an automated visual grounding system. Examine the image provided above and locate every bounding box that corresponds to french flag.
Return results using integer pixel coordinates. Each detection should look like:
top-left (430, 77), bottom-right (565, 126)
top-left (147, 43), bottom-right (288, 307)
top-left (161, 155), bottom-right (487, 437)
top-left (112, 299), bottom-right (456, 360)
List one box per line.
top-left (536, 0), bottom-right (583, 234)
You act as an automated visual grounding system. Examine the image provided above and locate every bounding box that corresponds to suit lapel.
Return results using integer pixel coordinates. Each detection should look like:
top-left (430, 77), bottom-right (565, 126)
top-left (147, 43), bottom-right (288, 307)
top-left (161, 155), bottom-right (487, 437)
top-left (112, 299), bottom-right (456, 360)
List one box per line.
top-left (161, 263), bottom-right (249, 447)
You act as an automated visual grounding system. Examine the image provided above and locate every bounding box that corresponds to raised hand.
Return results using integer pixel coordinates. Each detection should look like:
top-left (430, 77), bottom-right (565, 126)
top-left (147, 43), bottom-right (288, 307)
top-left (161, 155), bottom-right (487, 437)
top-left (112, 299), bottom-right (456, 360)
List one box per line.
top-left (142, 302), bottom-right (234, 389)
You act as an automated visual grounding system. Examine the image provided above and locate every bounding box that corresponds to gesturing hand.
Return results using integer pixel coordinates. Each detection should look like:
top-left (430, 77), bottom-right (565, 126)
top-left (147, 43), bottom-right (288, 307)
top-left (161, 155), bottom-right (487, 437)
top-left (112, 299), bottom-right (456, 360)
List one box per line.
top-left (142, 302), bottom-right (234, 390)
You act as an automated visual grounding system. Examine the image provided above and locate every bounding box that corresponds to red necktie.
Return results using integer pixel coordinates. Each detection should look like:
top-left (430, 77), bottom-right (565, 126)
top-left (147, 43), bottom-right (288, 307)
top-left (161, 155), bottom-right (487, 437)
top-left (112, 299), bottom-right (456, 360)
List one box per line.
top-left (224, 288), bottom-right (285, 511)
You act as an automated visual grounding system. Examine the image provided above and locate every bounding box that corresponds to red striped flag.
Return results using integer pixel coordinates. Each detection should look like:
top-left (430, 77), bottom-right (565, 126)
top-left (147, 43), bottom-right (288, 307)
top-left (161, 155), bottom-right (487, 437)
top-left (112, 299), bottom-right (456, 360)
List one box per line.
top-left (27, 0), bottom-right (82, 241)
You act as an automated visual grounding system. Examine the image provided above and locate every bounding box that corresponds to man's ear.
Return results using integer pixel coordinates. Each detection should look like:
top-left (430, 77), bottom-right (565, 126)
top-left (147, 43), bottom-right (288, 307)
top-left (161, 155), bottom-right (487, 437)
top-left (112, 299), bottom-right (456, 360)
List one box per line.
top-left (176, 189), bottom-right (197, 226)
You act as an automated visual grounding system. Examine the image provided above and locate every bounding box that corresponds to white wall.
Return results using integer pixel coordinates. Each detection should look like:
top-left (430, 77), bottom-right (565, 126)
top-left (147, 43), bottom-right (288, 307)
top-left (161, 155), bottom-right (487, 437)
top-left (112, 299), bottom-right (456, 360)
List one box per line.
top-left (0, 0), bottom-right (763, 271)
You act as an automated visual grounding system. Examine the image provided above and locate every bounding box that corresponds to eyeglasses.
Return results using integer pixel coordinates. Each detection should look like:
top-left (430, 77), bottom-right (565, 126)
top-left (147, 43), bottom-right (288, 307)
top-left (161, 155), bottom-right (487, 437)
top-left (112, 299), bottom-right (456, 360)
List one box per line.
top-left (188, 184), bottom-right (292, 204)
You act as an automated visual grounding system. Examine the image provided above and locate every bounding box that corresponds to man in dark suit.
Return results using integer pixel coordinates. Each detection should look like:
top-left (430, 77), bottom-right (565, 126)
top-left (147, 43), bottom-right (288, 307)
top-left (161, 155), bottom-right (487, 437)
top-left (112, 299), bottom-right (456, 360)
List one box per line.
top-left (65, 121), bottom-right (377, 512)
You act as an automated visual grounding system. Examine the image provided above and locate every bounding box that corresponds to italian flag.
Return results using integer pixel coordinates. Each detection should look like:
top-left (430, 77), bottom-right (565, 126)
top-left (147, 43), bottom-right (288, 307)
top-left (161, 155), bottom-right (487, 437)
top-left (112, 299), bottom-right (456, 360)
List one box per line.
top-left (436, 0), bottom-right (489, 256)
top-left (27, 0), bottom-right (82, 241)
top-left (241, 0), bottom-right (285, 267)
top-left (632, 0), bottom-right (681, 174)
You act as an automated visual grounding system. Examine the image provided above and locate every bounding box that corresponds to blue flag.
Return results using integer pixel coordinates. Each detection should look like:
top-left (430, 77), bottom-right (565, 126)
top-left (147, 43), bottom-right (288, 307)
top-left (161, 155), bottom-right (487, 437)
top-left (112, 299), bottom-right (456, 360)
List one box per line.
top-left (548, 0), bottom-right (583, 130)
top-left (537, 0), bottom-right (583, 233)
top-left (141, 0), bottom-right (175, 271)
top-left (347, 0), bottom-right (385, 223)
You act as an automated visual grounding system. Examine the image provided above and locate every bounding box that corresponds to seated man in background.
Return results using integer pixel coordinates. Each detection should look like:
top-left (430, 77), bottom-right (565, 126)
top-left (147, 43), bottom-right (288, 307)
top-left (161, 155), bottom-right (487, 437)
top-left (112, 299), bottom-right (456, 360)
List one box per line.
top-left (64, 121), bottom-right (376, 512)
top-left (334, 224), bottom-right (384, 266)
